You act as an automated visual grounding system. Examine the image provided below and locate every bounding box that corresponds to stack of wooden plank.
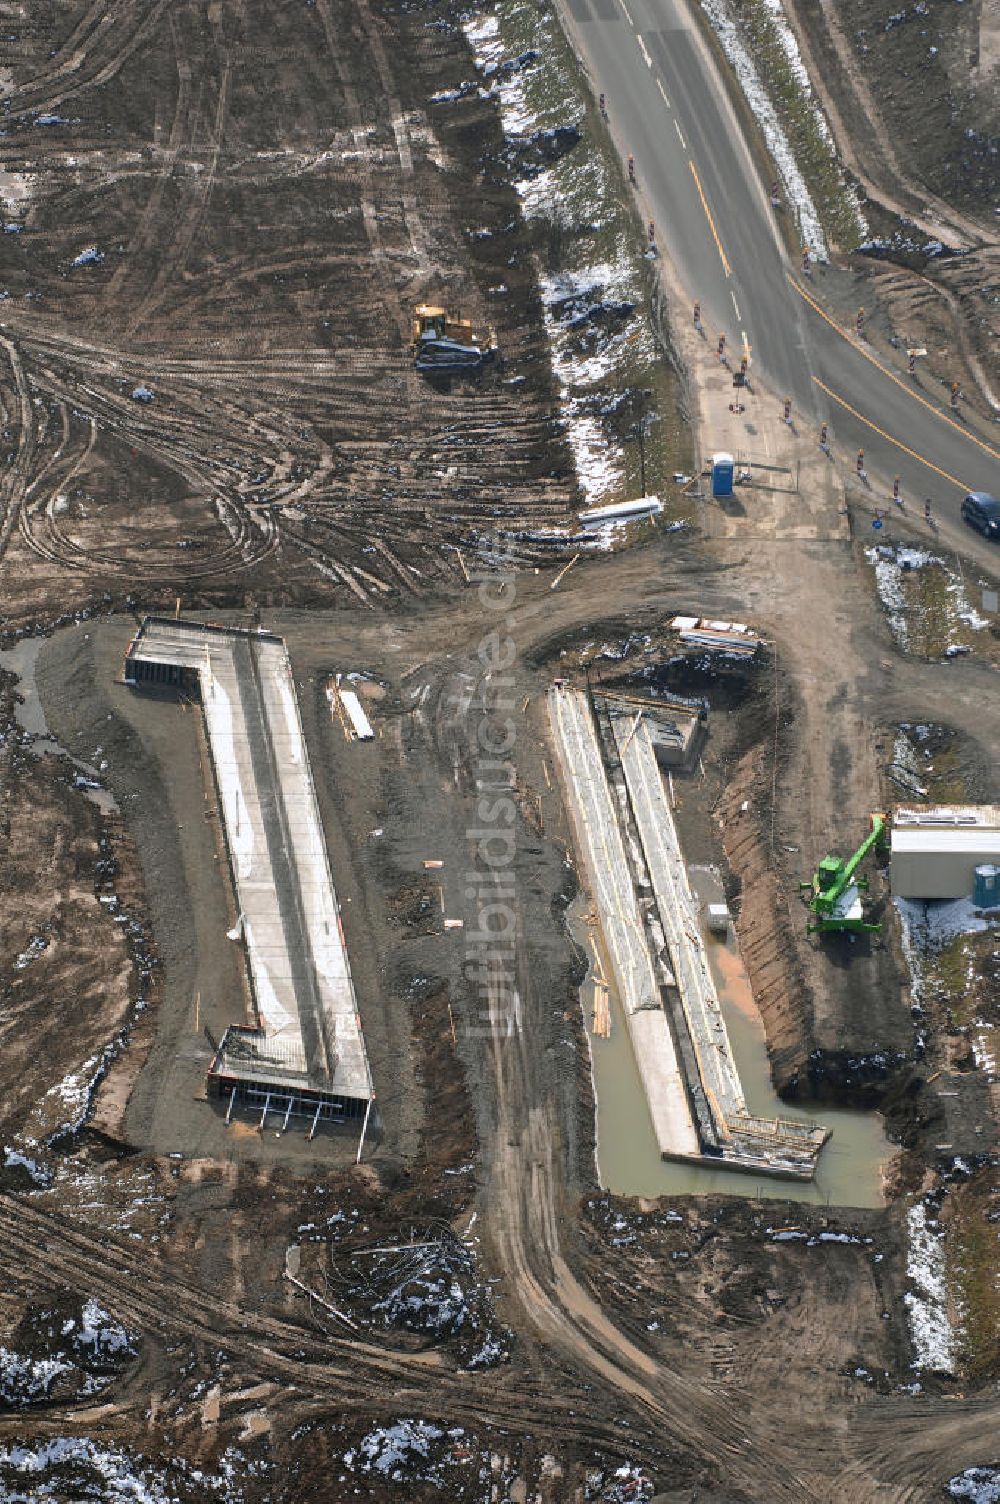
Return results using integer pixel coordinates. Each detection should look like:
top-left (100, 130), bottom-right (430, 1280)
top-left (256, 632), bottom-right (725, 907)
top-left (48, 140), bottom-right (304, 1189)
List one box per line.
top-left (669, 616), bottom-right (761, 655)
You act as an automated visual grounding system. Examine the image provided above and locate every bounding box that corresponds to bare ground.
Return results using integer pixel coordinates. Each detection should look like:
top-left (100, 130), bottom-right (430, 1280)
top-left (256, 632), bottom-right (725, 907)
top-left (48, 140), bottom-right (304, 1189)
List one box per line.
top-left (779, 0), bottom-right (1000, 412)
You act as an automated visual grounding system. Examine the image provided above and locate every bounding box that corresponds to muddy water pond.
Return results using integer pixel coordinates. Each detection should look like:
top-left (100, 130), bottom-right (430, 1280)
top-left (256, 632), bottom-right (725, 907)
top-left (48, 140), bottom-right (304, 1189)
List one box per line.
top-left (575, 868), bottom-right (892, 1208)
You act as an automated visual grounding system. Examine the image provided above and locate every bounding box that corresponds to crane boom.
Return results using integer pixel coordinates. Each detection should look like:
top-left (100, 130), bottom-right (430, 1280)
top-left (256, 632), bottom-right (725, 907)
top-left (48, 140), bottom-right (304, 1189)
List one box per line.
top-left (802, 813), bottom-right (887, 934)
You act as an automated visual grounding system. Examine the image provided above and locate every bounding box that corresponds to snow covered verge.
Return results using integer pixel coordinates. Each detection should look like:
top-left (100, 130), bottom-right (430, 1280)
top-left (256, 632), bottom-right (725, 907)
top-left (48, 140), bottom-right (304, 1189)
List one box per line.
top-left (697, 0), bottom-right (866, 254)
top-left (0, 1437), bottom-right (258, 1502)
top-left (866, 543), bottom-right (990, 658)
top-left (454, 3), bottom-right (666, 515)
top-left (339, 1417), bottom-right (654, 1499)
top-left (895, 886), bottom-right (997, 1079)
top-left (895, 897), bottom-right (990, 1010)
top-left (949, 1467), bottom-right (1000, 1502)
top-left (904, 1200), bottom-right (956, 1374)
top-left (0, 1298), bottom-right (137, 1407)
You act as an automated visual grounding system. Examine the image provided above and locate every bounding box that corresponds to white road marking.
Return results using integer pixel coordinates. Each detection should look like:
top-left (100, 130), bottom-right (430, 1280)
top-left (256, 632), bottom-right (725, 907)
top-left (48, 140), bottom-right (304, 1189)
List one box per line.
top-left (741, 329), bottom-right (750, 355)
top-left (730, 289), bottom-right (741, 322)
top-left (673, 119), bottom-right (686, 148)
top-left (637, 34), bottom-right (652, 67)
top-left (619, 0), bottom-right (634, 26)
top-left (656, 78), bottom-right (671, 107)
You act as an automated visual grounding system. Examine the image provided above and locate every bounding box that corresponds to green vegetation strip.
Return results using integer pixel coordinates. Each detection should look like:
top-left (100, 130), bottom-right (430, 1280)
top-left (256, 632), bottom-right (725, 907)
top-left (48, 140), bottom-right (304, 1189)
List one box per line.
top-left (728, 0), bottom-right (864, 250)
top-left (947, 1173), bottom-right (1000, 1383)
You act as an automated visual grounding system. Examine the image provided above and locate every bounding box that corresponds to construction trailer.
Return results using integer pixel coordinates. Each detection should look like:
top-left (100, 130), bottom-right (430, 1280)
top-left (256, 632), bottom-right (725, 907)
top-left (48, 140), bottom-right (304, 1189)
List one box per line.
top-left (125, 616), bottom-right (377, 1150)
top-left (891, 806), bottom-right (1000, 901)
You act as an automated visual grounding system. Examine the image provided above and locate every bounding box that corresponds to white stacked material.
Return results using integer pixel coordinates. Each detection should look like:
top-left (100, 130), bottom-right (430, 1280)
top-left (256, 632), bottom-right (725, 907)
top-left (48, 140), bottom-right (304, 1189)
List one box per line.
top-left (339, 688), bottom-right (374, 741)
top-left (579, 496), bottom-right (663, 526)
top-left (669, 616), bottom-right (761, 655)
top-left (547, 686), bottom-right (699, 1160)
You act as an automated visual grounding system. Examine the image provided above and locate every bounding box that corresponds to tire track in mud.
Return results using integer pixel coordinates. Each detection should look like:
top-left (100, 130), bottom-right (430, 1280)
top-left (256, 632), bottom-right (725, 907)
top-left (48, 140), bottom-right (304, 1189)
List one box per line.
top-left (9, 338), bottom-right (279, 581)
top-left (829, 1397), bottom-right (1000, 1502)
top-left (313, 0), bottom-right (418, 354)
top-left (2, 306), bottom-right (570, 595)
top-left (0, 335), bottom-right (37, 568)
top-left (8, 0), bottom-right (170, 120)
top-left (0, 1193), bottom-right (680, 1462)
top-left (123, 57), bottom-right (231, 337)
top-left (353, 0), bottom-right (429, 272)
top-left (103, 14), bottom-right (193, 315)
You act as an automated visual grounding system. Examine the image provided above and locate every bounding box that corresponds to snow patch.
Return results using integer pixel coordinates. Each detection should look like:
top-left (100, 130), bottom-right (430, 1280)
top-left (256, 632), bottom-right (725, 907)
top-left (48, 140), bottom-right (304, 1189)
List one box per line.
top-left (949, 1468), bottom-right (1000, 1502)
top-left (904, 1201), bottom-right (955, 1373)
top-left (895, 896), bottom-right (989, 1008)
top-left (2, 1146), bottom-right (51, 1186)
top-left (0, 1436), bottom-right (252, 1502)
top-left (0, 1348), bottom-right (72, 1404)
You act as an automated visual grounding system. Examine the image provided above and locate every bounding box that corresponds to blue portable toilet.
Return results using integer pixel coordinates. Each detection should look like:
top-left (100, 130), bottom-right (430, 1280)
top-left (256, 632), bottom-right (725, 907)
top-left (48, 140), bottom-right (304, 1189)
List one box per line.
top-left (973, 864), bottom-right (1000, 909)
top-left (712, 451), bottom-right (734, 498)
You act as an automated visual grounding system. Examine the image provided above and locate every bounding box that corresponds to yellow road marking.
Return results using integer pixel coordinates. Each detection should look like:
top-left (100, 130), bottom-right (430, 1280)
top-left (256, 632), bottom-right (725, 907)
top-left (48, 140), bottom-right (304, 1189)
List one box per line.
top-left (689, 159), bottom-right (730, 277)
top-left (812, 378), bottom-right (968, 491)
top-left (789, 274), bottom-right (1000, 465)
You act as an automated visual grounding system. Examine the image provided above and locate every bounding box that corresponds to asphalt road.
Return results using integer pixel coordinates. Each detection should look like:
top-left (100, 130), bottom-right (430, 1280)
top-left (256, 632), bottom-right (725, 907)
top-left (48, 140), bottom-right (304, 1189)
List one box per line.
top-left (558, 0), bottom-right (1000, 562)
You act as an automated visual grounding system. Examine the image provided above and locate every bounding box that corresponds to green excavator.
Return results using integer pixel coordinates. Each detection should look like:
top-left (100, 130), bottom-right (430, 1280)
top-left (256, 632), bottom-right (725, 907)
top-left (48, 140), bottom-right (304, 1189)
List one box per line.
top-left (801, 813), bottom-right (888, 935)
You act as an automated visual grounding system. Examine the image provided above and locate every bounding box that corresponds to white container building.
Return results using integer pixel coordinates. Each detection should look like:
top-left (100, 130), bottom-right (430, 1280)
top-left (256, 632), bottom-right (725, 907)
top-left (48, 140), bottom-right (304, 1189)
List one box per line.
top-left (891, 806), bottom-right (1000, 901)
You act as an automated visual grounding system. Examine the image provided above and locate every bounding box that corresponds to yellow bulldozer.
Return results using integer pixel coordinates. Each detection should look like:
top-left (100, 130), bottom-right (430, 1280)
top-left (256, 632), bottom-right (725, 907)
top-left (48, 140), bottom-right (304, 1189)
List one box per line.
top-left (411, 304), bottom-right (497, 371)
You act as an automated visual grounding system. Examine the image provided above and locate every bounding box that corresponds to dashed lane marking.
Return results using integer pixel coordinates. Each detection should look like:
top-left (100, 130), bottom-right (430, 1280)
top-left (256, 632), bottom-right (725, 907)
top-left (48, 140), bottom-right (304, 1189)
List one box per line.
top-left (813, 377), bottom-right (968, 491)
top-left (656, 78), bottom-right (670, 107)
top-left (790, 274), bottom-right (1000, 466)
top-left (673, 118), bottom-right (686, 148)
top-left (638, 34), bottom-right (652, 67)
top-left (730, 289), bottom-right (741, 322)
top-left (619, 0), bottom-right (634, 26)
top-left (688, 158), bottom-right (730, 277)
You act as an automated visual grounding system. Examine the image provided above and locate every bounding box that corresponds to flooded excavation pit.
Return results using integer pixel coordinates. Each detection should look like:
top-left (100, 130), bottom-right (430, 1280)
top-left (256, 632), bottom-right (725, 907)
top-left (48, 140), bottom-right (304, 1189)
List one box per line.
top-left (551, 683), bottom-right (891, 1207)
